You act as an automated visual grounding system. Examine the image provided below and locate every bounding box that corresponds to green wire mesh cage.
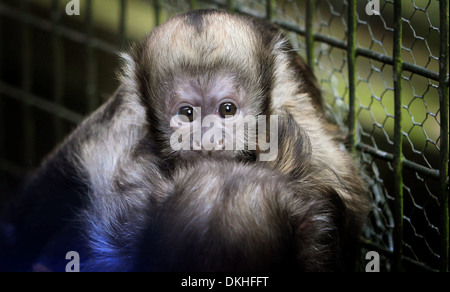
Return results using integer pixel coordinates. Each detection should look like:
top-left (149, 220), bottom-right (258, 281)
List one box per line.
top-left (0, 0), bottom-right (448, 272)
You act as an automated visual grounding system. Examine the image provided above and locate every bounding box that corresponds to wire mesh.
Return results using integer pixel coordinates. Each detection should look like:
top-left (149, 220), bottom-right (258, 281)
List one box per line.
top-left (0, 0), bottom-right (448, 272)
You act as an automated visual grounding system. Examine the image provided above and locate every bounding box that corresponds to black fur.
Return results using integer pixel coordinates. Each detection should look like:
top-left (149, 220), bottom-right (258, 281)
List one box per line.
top-left (0, 144), bottom-right (87, 271)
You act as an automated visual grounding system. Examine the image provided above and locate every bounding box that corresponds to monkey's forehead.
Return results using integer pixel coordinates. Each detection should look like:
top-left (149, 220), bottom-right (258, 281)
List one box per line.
top-left (142, 11), bottom-right (283, 75)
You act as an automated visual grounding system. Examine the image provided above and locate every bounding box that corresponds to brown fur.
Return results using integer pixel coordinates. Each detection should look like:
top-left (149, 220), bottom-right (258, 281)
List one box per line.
top-left (123, 9), bottom-right (370, 236)
top-left (1, 9), bottom-right (369, 272)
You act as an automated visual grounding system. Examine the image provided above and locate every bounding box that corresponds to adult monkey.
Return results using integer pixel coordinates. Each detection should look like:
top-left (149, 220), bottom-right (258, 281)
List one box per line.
top-left (0, 10), bottom-right (369, 271)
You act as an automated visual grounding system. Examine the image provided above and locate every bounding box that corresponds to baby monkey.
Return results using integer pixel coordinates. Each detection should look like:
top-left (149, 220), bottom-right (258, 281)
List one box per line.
top-left (0, 9), bottom-right (369, 272)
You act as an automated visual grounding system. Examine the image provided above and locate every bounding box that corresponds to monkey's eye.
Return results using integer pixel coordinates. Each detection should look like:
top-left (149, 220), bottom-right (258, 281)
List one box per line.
top-left (218, 102), bottom-right (238, 119)
top-left (177, 106), bottom-right (195, 122)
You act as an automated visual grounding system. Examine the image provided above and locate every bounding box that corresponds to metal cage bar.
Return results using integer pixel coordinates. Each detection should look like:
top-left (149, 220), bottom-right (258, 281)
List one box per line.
top-left (86, 0), bottom-right (98, 113)
top-left (392, 0), bottom-right (404, 272)
top-left (154, 0), bottom-right (163, 27)
top-left (265, 0), bottom-right (275, 21)
top-left (438, 0), bottom-right (449, 273)
top-left (119, 0), bottom-right (127, 45)
top-left (190, 0), bottom-right (199, 11)
top-left (0, 81), bottom-right (83, 124)
top-left (227, 0), bottom-right (236, 12)
top-left (20, 0), bottom-right (34, 168)
top-left (271, 17), bottom-right (443, 82)
top-left (347, 0), bottom-right (357, 155)
top-left (356, 143), bottom-right (439, 178)
top-left (51, 0), bottom-right (65, 144)
top-left (305, 0), bottom-right (315, 72)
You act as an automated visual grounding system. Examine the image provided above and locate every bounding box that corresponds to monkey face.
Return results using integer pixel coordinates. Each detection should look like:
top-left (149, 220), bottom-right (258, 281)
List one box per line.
top-left (166, 73), bottom-right (260, 158)
top-left (168, 74), bottom-right (242, 124)
top-left (125, 10), bottom-right (283, 161)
